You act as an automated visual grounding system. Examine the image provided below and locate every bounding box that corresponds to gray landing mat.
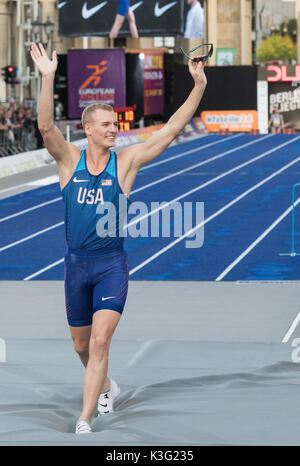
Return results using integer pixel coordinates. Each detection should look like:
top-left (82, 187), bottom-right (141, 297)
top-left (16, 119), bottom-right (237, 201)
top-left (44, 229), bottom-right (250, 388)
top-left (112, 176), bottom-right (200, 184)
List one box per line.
top-left (0, 281), bottom-right (300, 445)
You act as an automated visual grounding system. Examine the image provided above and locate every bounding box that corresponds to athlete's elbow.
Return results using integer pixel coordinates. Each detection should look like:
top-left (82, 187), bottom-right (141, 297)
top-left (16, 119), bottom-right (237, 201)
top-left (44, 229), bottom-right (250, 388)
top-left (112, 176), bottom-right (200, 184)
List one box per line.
top-left (165, 122), bottom-right (182, 140)
top-left (38, 121), bottom-right (55, 135)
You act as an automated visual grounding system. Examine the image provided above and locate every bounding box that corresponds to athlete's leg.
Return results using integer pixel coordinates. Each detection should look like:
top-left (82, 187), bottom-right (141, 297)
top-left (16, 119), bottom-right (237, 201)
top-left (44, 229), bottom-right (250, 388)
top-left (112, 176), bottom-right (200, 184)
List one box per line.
top-left (78, 309), bottom-right (121, 424)
top-left (126, 9), bottom-right (139, 38)
top-left (109, 14), bottom-right (125, 38)
top-left (69, 324), bottom-right (111, 391)
top-left (70, 324), bottom-right (91, 367)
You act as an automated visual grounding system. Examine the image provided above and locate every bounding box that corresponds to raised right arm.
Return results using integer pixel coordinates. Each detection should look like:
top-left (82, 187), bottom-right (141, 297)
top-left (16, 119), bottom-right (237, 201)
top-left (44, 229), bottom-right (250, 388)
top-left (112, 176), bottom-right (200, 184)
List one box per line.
top-left (30, 43), bottom-right (77, 163)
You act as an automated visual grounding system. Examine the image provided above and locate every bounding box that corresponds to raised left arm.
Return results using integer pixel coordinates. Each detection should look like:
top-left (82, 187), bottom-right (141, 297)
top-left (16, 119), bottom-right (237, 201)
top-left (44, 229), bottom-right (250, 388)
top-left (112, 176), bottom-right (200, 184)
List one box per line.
top-left (122, 58), bottom-right (207, 171)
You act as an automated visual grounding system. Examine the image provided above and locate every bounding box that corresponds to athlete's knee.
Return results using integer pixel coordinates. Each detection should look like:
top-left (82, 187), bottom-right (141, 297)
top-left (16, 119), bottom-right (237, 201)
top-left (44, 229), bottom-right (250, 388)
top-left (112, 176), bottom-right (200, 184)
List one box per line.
top-left (73, 337), bottom-right (89, 357)
top-left (126, 10), bottom-right (135, 22)
top-left (89, 333), bottom-right (110, 361)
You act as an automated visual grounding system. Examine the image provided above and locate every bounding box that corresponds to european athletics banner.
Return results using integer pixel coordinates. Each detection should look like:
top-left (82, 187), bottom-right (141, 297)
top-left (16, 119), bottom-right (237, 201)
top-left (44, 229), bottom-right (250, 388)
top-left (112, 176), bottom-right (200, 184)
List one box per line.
top-left (58, 0), bottom-right (184, 37)
top-left (67, 49), bottom-right (126, 119)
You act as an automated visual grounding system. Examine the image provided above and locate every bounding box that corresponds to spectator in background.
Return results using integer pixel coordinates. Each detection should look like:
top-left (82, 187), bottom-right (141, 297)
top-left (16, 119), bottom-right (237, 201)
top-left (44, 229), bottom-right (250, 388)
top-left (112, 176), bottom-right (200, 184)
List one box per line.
top-left (23, 108), bottom-right (35, 150)
top-left (4, 109), bottom-right (21, 145)
top-left (54, 94), bottom-right (64, 122)
top-left (268, 106), bottom-right (284, 133)
top-left (0, 102), bottom-right (40, 155)
top-left (110, 0), bottom-right (139, 38)
top-left (16, 108), bottom-right (25, 126)
top-left (4, 109), bottom-right (20, 128)
top-left (8, 98), bottom-right (17, 117)
top-left (184, 0), bottom-right (204, 38)
top-left (0, 110), bottom-right (8, 129)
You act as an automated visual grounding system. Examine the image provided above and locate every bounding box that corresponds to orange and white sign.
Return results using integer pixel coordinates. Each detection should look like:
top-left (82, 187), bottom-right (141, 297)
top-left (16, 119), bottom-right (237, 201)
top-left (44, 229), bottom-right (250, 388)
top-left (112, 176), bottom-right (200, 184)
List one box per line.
top-left (201, 110), bottom-right (258, 132)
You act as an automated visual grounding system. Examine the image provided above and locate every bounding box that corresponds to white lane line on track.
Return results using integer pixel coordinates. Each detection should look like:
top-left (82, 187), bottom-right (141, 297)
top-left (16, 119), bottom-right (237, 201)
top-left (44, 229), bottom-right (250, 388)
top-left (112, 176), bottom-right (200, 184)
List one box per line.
top-left (282, 310), bottom-right (300, 343)
top-left (131, 134), bottom-right (273, 194)
top-left (125, 135), bottom-right (287, 228)
top-left (0, 197), bottom-right (62, 223)
top-left (0, 135), bottom-right (226, 196)
top-left (128, 153), bottom-right (300, 276)
top-left (23, 136), bottom-right (300, 280)
top-left (215, 195), bottom-right (300, 281)
top-left (24, 258), bottom-right (65, 281)
top-left (139, 134), bottom-right (242, 171)
top-left (6, 134), bottom-right (277, 256)
top-left (0, 221), bottom-right (64, 253)
top-left (0, 134), bottom-right (264, 223)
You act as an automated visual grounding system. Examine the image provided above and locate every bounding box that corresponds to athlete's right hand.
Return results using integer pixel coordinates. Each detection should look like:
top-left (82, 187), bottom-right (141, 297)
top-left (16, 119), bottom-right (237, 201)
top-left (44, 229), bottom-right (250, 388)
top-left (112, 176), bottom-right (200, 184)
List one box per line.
top-left (30, 43), bottom-right (57, 77)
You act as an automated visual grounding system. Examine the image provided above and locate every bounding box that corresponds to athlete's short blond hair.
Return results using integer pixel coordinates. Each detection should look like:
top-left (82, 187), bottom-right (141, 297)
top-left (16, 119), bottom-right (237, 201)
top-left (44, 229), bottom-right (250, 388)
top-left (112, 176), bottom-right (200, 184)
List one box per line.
top-left (81, 103), bottom-right (114, 129)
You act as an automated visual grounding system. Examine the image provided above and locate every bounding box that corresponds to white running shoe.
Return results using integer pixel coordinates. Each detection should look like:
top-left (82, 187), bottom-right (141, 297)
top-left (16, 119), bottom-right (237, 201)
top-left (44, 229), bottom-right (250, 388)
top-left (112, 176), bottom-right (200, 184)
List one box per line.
top-left (97, 379), bottom-right (120, 416)
top-left (75, 419), bottom-right (92, 434)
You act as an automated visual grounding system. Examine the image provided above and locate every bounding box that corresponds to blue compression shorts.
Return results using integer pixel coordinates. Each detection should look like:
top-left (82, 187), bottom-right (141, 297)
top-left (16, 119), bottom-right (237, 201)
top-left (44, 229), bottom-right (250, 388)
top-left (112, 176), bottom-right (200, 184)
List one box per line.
top-left (64, 248), bottom-right (129, 327)
top-left (117, 0), bottom-right (130, 16)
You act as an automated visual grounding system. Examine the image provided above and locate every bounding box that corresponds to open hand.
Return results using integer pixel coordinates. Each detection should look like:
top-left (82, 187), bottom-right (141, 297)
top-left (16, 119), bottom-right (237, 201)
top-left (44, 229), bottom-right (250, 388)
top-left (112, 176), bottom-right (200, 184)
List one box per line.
top-left (30, 43), bottom-right (57, 76)
top-left (188, 58), bottom-right (207, 88)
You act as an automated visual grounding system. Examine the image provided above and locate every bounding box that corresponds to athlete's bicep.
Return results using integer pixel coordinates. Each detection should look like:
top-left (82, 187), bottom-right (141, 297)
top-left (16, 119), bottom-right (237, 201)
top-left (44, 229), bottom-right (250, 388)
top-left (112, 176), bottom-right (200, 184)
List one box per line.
top-left (41, 124), bottom-right (73, 163)
top-left (129, 124), bottom-right (176, 170)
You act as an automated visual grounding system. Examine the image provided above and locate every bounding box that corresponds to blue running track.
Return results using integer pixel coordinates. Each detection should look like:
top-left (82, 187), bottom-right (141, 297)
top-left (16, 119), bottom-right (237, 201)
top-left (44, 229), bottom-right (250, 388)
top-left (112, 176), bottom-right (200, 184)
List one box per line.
top-left (1, 133), bottom-right (300, 281)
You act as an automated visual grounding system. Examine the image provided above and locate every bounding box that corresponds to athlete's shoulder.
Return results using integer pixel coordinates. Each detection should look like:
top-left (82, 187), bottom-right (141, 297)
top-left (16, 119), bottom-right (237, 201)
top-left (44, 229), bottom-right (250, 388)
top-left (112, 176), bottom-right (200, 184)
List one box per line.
top-left (59, 141), bottom-right (81, 168)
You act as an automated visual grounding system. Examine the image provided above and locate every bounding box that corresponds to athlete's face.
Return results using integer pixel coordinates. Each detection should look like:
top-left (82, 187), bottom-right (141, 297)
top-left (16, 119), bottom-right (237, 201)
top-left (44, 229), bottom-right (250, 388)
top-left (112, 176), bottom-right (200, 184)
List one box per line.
top-left (85, 109), bottom-right (118, 147)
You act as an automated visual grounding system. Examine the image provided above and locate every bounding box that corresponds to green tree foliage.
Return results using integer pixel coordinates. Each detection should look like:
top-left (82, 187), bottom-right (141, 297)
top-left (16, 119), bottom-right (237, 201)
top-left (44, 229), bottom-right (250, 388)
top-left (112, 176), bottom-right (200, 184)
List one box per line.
top-left (280, 19), bottom-right (297, 43)
top-left (256, 33), bottom-right (297, 61)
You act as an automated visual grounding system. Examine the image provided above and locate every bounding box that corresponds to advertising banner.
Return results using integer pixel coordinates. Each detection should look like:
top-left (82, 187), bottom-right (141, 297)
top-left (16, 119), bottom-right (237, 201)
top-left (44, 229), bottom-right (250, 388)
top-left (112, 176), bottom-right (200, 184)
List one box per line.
top-left (67, 49), bottom-right (126, 118)
top-left (143, 51), bottom-right (164, 116)
top-left (257, 64), bottom-right (300, 131)
top-left (268, 82), bottom-right (300, 131)
top-left (59, 0), bottom-right (184, 37)
top-left (201, 110), bottom-right (258, 132)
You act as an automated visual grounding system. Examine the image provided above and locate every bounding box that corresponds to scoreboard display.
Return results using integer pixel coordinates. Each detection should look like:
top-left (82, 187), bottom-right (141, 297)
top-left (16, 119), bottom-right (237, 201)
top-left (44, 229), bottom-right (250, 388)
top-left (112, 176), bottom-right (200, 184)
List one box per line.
top-left (114, 106), bottom-right (135, 132)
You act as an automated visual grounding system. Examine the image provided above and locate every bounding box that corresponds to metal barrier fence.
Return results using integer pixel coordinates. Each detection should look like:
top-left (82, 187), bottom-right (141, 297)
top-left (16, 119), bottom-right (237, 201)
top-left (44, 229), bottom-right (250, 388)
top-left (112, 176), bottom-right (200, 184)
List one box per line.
top-left (0, 127), bottom-right (38, 157)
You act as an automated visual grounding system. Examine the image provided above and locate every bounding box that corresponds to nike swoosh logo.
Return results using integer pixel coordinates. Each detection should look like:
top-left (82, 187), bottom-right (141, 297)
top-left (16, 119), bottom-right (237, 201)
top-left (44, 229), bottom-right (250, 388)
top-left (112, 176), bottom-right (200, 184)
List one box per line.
top-left (102, 296), bottom-right (115, 301)
top-left (73, 177), bottom-right (89, 183)
top-left (99, 403), bottom-right (108, 407)
top-left (131, 1), bottom-right (143, 12)
top-left (82, 1), bottom-right (108, 20)
top-left (58, 1), bottom-right (67, 8)
top-left (154, 1), bottom-right (177, 17)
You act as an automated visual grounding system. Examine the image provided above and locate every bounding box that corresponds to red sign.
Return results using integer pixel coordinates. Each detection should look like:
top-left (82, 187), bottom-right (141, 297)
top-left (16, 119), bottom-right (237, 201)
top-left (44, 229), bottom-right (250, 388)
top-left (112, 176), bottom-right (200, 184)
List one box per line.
top-left (143, 51), bottom-right (164, 116)
top-left (267, 65), bottom-right (300, 82)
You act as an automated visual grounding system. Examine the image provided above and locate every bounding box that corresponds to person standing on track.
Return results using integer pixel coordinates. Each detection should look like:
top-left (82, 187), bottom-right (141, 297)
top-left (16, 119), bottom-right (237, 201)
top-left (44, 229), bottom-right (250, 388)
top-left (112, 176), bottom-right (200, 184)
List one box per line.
top-left (30, 42), bottom-right (207, 434)
top-left (268, 106), bottom-right (284, 134)
top-left (110, 0), bottom-right (139, 38)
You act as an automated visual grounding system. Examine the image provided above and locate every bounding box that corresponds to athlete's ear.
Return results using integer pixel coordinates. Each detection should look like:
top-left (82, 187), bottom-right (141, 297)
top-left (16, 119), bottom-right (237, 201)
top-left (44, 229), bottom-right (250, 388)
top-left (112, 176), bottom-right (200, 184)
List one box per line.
top-left (85, 122), bottom-right (92, 137)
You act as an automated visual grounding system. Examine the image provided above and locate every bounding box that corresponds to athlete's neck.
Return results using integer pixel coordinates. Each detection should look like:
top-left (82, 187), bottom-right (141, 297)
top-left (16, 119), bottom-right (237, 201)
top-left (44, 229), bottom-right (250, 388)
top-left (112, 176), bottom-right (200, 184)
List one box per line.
top-left (85, 145), bottom-right (111, 173)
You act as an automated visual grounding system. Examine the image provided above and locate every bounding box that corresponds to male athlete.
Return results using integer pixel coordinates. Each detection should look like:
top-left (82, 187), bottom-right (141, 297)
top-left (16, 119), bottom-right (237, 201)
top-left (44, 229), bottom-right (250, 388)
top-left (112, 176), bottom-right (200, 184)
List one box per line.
top-left (110, 0), bottom-right (139, 38)
top-left (30, 42), bottom-right (207, 434)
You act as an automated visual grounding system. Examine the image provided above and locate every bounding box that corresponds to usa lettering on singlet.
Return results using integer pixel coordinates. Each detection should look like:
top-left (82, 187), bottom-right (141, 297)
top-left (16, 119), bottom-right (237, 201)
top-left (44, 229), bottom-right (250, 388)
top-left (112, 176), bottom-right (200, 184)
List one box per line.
top-left (62, 149), bottom-right (130, 251)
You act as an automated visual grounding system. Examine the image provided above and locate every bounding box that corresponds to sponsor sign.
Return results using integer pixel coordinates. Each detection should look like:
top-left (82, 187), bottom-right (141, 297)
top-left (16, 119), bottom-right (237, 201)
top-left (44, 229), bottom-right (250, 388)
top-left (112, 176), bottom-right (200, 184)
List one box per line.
top-left (67, 49), bottom-right (126, 118)
top-left (59, 0), bottom-right (184, 37)
top-left (257, 64), bottom-right (300, 131)
top-left (201, 110), bottom-right (258, 132)
top-left (268, 82), bottom-right (300, 130)
top-left (143, 51), bottom-right (164, 115)
top-left (267, 65), bottom-right (300, 83)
